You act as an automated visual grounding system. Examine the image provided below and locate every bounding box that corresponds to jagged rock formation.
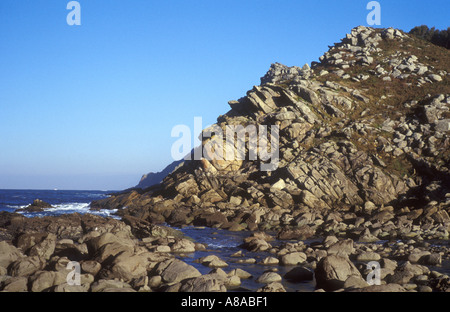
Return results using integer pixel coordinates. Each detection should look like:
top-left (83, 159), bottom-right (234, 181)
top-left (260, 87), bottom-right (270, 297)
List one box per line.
top-left (92, 26), bottom-right (450, 242)
top-left (16, 199), bottom-right (53, 213)
top-left (135, 160), bottom-right (184, 190)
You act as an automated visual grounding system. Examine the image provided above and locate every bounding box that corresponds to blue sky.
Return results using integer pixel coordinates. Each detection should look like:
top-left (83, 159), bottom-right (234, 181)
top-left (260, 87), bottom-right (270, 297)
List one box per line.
top-left (0, 0), bottom-right (448, 190)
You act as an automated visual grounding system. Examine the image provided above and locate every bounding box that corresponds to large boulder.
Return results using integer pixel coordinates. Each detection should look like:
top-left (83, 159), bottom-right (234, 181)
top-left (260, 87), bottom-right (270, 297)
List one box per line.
top-left (386, 261), bottom-right (429, 285)
top-left (90, 279), bottom-right (134, 292)
top-left (9, 256), bottom-right (46, 277)
top-left (256, 271), bottom-right (283, 284)
top-left (16, 199), bottom-right (53, 213)
top-left (1, 276), bottom-right (29, 292)
top-left (86, 232), bottom-right (134, 255)
top-left (315, 255), bottom-right (365, 291)
top-left (0, 241), bottom-right (24, 268)
top-left (284, 267), bottom-right (314, 282)
top-left (326, 239), bottom-right (354, 257)
top-left (279, 252), bottom-right (307, 266)
top-left (99, 252), bottom-right (150, 282)
top-left (28, 234), bottom-right (57, 260)
top-left (170, 238), bottom-right (196, 253)
top-left (30, 271), bottom-right (67, 292)
top-left (179, 274), bottom-right (227, 292)
top-left (86, 232), bottom-right (136, 264)
top-left (154, 259), bottom-right (201, 285)
top-left (93, 242), bottom-right (134, 264)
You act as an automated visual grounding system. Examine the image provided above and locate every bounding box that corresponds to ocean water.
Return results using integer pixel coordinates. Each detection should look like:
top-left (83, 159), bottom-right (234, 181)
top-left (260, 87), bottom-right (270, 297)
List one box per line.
top-left (0, 189), bottom-right (117, 218)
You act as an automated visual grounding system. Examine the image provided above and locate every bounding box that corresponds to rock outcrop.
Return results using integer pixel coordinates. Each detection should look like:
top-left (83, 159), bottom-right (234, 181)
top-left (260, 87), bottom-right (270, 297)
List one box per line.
top-left (91, 26), bottom-right (449, 245)
top-left (16, 199), bottom-right (53, 213)
top-left (0, 211), bottom-right (448, 292)
top-left (135, 160), bottom-right (185, 190)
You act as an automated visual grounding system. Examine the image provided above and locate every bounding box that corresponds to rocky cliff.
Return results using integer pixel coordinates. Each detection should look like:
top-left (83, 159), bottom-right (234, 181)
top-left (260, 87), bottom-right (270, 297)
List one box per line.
top-left (92, 26), bottom-right (450, 241)
top-left (135, 160), bottom-right (184, 190)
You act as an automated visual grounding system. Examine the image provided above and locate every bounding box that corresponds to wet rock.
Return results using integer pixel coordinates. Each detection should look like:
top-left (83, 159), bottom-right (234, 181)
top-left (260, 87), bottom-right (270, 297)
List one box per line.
top-left (228, 268), bottom-right (253, 280)
top-left (407, 250), bottom-right (431, 263)
top-left (194, 211), bottom-right (229, 228)
top-left (17, 199), bottom-right (53, 213)
top-left (419, 253), bottom-right (442, 266)
top-left (284, 267), bottom-right (314, 282)
top-left (240, 236), bottom-right (272, 252)
top-left (170, 238), bottom-right (196, 253)
top-left (260, 256), bottom-right (279, 265)
top-left (256, 271), bottom-right (282, 284)
top-left (196, 255), bottom-right (228, 268)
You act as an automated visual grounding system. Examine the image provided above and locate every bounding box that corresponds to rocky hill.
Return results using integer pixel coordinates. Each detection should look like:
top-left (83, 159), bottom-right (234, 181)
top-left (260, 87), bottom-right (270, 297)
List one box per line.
top-left (91, 26), bottom-right (450, 242)
top-left (135, 160), bottom-right (184, 190)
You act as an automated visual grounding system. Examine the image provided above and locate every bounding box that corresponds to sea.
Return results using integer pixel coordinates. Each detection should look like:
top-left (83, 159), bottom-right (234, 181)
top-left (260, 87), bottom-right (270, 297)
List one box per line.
top-left (0, 189), bottom-right (117, 218)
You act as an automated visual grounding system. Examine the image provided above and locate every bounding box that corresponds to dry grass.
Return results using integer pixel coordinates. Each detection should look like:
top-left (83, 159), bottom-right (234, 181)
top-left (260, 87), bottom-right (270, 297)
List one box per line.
top-left (308, 30), bottom-right (450, 177)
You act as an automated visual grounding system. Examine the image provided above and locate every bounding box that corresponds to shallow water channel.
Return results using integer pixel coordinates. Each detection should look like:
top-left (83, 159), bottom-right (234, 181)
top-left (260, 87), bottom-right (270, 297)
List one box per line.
top-left (173, 225), bottom-right (318, 292)
top-left (172, 225), bottom-right (450, 292)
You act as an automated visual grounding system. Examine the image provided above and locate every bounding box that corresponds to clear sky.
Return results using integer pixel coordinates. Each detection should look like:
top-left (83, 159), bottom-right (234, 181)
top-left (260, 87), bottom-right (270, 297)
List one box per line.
top-left (0, 0), bottom-right (448, 190)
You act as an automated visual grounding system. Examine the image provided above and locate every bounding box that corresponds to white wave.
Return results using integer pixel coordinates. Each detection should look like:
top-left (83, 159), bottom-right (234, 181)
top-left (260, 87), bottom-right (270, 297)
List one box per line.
top-left (44, 202), bottom-right (90, 212)
top-left (204, 241), bottom-right (239, 249)
top-left (15, 202), bottom-right (118, 219)
top-left (6, 205), bottom-right (27, 209)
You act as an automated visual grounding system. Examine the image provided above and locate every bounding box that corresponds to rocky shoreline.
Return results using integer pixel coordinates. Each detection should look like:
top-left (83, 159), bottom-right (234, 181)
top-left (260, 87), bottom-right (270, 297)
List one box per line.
top-left (0, 210), bottom-right (448, 292)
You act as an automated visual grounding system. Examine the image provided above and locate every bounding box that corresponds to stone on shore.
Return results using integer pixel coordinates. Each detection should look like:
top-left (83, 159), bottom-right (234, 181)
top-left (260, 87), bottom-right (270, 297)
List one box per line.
top-left (315, 255), bottom-right (365, 291)
top-left (279, 252), bottom-right (307, 266)
top-left (154, 259), bottom-right (201, 285)
top-left (284, 267), bottom-right (314, 282)
top-left (256, 271), bottom-right (282, 284)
